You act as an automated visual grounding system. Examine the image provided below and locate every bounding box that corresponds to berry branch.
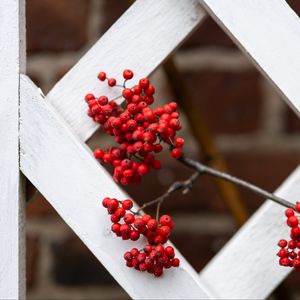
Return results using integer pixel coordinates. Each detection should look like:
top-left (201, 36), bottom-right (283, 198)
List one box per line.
top-left (85, 69), bottom-right (300, 276)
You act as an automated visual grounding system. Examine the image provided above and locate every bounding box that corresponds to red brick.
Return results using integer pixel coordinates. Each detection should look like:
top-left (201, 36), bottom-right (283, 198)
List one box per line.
top-left (100, 0), bottom-right (129, 35)
top-left (26, 235), bottom-right (39, 288)
top-left (27, 0), bottom-right (90, 52)
top-left (285, 106), bottom-right (300, 133)
top-left (183, 70), bottom-right (263, 134)
top-left (182, 17), bottom-right (236, 49)
top-left (26, 194), bottom-right (57, 218)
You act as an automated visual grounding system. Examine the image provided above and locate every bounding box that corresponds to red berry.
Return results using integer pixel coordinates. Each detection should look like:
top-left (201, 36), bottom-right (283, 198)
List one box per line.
top-left (144, 244), bottom-right (152, 254)
top-left (147, 219), bottom-right (158, 231)
top-left (154, 245), bottom-right (165, 256)
top-left (142, 214), bottom-right (151, 224)
top-left (172, 258), bottom-right (180, 267)
top-left (137, 164), bottom-right (150, 176)
top-left (174, 137), bottom-right (184, 148)
top-left (278, 239), bottom-right (287, 248)
top-left (285, 208), bottom-right (295, 218)
top-left (287, 216), bottom-right (298, 227)
top-left (124, 213), bottom-right (135, 224)
top-left (295, 202), bottom-right (300, 213)
top-left (102, 197), bottom-right (110, 208)
top-left (139, 78), bottom-right (150, 89)
top-left (171, 148), bottom-right (183, 159)
top-left (108, 78), bottom-right (116, 86)
top-left (123, 69), bottom-right (133, 80)
top-left (98, 95), bottom-right (108, 105)
top-left (144, 85), bottom-right (155, 96)
top-left (131, 248), bottom-right (139, 257)
top-left (115, 207), bottom-right (126, 218)
top-left (165, 246), bottom-right (175, 258)
top-left (85, 93), bottom-right (95, 101)
top-left (120, 224), bottom-right (131, 235)
top-left (160, 215), bottom-right (173, 227)
top-left (122, 88), bottom-right (133, 100)
top-left (111, 223), bottom-right (121, 234)
top-left (107, 199), bottom-right (119, 214)
top-left (124, 251), bottom-right (132, 261)
top-left (139, 263), bottom-right (148, 272)
top-left (134, 218), bottom-right (145, 230)
top-left (98, 72), bottom-right (106, 81)
top-left (130, 230), bottom-right (140, 241)
top-left (110, 214), bottom-right (120, 223)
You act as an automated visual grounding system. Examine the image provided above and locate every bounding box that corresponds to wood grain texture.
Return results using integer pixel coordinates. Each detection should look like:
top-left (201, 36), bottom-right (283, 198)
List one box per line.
top-left (200, 167), bottom-right (300, 299)
top-left (199, 0), bottom-right (300, 116)
top-left (0, 0), bottom-right (25, 298)
top-left (46, 0), bottom-right (206, 142)
top-left (20, 75), bottom-right (211, 300)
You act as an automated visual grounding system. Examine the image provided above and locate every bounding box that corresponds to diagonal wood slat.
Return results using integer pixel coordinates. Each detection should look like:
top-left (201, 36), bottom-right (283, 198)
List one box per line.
top-left (199, 0), bottom-right (300, 116)
top-left (46, 0), bottom-right (206, 142)
top-left (20, 75), bottom-right (212, 300)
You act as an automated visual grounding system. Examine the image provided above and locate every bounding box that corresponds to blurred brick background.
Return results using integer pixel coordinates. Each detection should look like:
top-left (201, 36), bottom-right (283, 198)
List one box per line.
top-left (25, 0), bottom-right (300, 299)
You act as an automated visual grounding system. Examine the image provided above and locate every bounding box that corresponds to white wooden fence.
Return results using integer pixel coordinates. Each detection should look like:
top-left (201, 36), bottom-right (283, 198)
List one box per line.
top-left (1, 0), bottom-right (300, 299)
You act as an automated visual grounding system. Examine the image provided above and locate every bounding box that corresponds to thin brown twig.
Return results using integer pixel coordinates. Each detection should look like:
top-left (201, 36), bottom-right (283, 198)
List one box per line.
top-left (136, 172), bottom-right (199, 219)
top-left (179, 155), bottom-right (295, 209)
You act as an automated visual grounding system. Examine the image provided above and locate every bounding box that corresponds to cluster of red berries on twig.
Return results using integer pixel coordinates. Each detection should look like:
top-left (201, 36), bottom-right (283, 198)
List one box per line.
top-left (277, 202), bottom-right (300, 271)
top-left (85, 69), bottom-right (185, 185)
top-left (102, 197), bottom-right (180, 277)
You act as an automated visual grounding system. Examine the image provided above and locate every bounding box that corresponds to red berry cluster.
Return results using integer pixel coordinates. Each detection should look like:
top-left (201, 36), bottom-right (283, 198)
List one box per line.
top-left (85, 69), bottom-right (185, 185)
top-left (277, 202), bottom-right (300, 271)
top-left (102, 197), bottom-right (180, 277)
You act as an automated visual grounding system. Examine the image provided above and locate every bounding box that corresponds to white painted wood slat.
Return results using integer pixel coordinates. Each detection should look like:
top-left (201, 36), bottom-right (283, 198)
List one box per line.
top-left (0, 0), bottom-right (25, 298)
top-left (20, 75), bottom-right (212, 300)
top-left (200, 168), bottom-right (300, 299)
top-left (46, 0), bottom-right (206, 142)
top-left (195, 1), bottom-right (300, 298)
top-left (199, 0), bottom-right (300, 116)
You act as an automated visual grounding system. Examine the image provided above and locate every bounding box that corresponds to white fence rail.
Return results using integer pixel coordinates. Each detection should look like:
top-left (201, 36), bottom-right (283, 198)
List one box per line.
top-left (0, 0), bottom-right (25, 298)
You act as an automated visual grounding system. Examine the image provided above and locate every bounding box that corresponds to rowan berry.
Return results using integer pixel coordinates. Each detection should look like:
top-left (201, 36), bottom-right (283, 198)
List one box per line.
top-left (123, 69), bottom-right (134, 80)
top-left (147, 219), bottom-right (158, 231)
top-left (296, 202), bottom-right (300, 213)
top-left (130, 230), bottom-right (140, 241)
top-left (85, 93), bottom-right (95, 101)
top-left (98, 72), bottom-right (106, 81)
top-left (174, 137), bottom-right (184, 148)
top-left (108, 78), bottom-right (116, 86)
top-left (171, 148), bottom-right (183, 159)
top-left (172, 258), bottom-right (180, 267)
top-left (285, 208), bottom-right (295, 218)
top-left (139, 78), bottom-right (150, 89)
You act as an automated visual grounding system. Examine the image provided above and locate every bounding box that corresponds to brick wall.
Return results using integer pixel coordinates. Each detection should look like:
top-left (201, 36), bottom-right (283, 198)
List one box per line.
top-left (26, 1), bottom-right (300, 299)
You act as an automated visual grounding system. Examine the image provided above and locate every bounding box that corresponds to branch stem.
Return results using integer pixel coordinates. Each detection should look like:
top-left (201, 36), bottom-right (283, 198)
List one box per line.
top-left (136, 171), bottom-right (199, 217)
top-left (179, 156), bottom-right (295, 209)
